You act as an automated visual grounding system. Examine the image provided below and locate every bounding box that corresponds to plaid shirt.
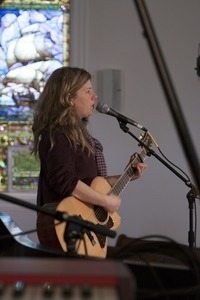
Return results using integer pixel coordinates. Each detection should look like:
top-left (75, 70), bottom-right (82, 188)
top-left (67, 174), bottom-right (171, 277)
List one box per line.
top-left (81, 120), bottom-right (107, 178)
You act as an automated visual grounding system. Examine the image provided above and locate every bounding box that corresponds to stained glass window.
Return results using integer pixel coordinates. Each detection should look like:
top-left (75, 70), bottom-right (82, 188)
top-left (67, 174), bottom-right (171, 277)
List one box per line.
top-left (0, 0), bottom-right (70, 191)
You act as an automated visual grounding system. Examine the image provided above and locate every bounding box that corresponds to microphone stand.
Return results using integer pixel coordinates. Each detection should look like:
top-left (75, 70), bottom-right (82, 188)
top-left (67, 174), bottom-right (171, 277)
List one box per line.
top-left (118, 120), bottom-right (198, 250)
top-left (133, 0), bottom-right (200, 193)
top-left (0, 192), bottom-right (116, 256)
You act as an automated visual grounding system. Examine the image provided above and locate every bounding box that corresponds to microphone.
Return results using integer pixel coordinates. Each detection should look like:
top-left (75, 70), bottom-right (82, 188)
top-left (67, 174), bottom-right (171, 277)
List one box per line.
top-left (96, 102), bottom-right (147, 131)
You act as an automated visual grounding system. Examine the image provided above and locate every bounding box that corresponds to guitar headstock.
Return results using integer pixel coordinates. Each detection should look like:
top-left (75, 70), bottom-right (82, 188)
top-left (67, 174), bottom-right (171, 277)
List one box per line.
top-left (138, 131), bottom-right (153, 156)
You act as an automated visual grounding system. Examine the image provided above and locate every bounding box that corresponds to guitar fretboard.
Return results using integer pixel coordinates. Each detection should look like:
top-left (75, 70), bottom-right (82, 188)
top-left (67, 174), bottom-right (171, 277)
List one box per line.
top-left (110, 148), bottom-right (147, 196)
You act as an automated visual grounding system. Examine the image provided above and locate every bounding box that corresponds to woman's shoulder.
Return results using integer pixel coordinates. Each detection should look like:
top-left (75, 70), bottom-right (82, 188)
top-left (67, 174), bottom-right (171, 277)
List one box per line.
top-left (41, 127), bottom-right (69, 144)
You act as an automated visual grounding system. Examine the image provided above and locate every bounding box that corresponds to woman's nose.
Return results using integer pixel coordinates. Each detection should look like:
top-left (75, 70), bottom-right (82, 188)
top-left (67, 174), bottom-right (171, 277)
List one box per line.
top-left (93, 92), bottom-right (98, 100)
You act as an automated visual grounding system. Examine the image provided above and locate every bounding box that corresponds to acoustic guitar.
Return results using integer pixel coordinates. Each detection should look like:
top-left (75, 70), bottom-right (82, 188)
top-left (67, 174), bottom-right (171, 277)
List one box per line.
top-left (37, 132), bottom-right (153, 258)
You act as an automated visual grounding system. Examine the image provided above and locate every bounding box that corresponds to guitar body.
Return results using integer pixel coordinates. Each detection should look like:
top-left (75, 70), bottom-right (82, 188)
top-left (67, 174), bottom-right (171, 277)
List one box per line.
top-left (37, 177), bottom-right (121, 258)
top-left (55, 176), bottom-right (121, 258)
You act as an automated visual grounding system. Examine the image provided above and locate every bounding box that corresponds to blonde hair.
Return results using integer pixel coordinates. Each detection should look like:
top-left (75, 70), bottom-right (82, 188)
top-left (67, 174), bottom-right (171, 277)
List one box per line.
top-left (32, 66), bottom-right (92, 155)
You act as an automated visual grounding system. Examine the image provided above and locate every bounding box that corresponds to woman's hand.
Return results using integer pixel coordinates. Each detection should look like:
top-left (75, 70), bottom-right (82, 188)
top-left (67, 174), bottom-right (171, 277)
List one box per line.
top-left (131, 162), bottom-right (147, 180)
top-left (103, 194), bottom-right (121, 213)
top-left (128, 154), bottom-right (148, 180)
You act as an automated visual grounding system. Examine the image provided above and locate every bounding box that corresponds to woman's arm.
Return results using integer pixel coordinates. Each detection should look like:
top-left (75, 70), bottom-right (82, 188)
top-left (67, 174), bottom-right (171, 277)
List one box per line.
top-left (71, 180), bottom-right (121, 213)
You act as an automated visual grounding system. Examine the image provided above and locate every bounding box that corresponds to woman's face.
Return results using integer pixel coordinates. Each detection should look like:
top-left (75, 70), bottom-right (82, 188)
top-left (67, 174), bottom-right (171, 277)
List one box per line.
top-left (72, 80), bottom-right (97, 118)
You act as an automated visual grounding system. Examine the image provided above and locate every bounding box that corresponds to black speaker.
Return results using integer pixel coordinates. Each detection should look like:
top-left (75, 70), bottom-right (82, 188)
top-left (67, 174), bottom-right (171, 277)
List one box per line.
top-left (113, 234), bottom-right (200, 299)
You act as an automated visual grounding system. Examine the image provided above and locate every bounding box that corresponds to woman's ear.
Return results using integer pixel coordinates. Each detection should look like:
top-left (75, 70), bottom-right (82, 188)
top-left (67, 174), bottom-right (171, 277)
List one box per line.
top-left (70, 100), bottom-right (75, 106)
top-left (67, 94), bottom-right (74, 106)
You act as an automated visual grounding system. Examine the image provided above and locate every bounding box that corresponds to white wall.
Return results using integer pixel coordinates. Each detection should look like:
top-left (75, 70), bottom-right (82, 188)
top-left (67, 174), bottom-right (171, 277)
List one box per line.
top-left (71, 0), bottom-right (200, 247)
top-left (1, 0), bottom-right (200, 250)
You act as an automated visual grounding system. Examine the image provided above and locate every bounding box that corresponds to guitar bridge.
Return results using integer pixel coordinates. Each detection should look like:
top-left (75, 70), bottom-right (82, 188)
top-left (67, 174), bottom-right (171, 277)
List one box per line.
top-left (78, 215), bottom-right (96, 246)
top-left (86, 231), bottom-right (96, 246)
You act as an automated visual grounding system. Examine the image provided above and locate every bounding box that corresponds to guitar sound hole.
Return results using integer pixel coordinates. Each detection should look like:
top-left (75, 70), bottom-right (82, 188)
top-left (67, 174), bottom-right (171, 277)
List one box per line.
top-left (94, 206), bottom-right (107, 222)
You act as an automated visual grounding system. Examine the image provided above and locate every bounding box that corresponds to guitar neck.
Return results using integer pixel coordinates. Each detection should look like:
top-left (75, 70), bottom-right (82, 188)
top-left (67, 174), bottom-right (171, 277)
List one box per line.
top-left (110, 148), bottom-right (147, 196)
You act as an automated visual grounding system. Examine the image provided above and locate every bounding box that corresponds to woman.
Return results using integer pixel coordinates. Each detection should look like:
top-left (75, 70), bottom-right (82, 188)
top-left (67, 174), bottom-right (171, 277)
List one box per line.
top-left (32, 66), bottom-right (147, 257)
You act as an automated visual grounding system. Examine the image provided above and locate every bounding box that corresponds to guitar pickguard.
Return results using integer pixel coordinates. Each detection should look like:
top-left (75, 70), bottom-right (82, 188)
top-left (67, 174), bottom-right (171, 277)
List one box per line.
top-left (95, 216), bottom-right (114, 248)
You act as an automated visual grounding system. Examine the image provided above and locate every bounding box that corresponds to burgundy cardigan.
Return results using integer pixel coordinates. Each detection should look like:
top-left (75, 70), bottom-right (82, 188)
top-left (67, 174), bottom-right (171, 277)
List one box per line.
top-left (37, 129), bottom-right (98, 207)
